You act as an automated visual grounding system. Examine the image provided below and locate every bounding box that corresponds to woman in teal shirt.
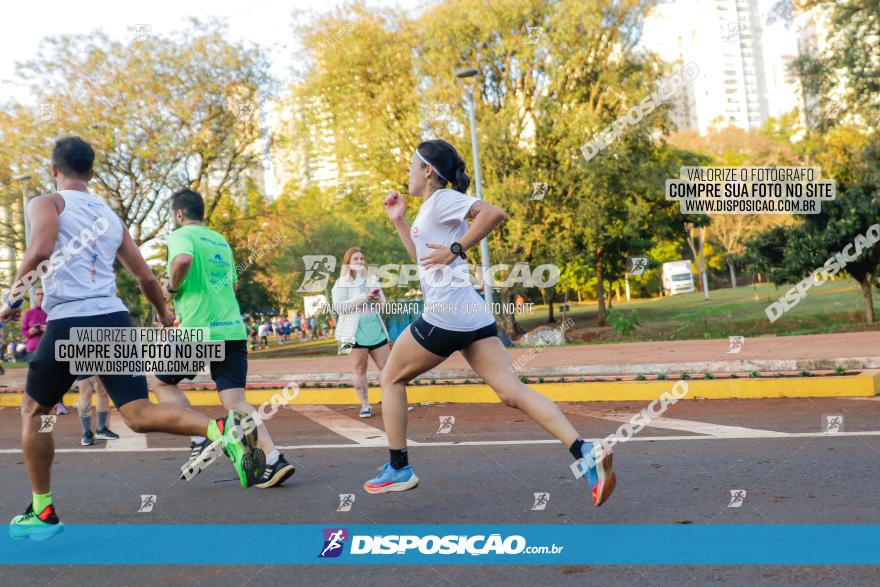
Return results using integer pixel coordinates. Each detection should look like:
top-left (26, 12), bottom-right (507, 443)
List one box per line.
top-left (331, 248), bottom-right (390, 418)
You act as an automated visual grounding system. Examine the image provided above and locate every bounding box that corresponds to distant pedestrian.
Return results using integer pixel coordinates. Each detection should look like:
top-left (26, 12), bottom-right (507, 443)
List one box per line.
top-left (22, 288), bottom-right (68, 415)
top-left (248, 321), bottom-right (258, 351)
top-left (258, 321), bottom-right (269, 349)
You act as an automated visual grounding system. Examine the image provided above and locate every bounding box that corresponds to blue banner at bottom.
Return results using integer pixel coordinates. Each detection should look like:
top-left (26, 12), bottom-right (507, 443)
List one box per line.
top-left (2, 524), bottom-right (878, 565)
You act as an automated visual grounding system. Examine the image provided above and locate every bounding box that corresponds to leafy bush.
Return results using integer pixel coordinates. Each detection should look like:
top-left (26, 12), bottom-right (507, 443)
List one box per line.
top-left (606, 309), bottom-right (641, 337)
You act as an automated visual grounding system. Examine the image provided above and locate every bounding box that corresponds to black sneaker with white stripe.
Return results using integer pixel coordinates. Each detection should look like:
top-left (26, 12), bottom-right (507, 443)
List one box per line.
top-left (95, 427), bottom-right (120, 440)
top-left (179, 438), bottom-right (212, 480)
top-left (255, 454), bottom-right (295, 488)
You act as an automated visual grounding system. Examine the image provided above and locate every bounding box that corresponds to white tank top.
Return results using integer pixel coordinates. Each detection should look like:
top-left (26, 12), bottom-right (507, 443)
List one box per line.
top-left (40, 190), bottom-right (128, 320)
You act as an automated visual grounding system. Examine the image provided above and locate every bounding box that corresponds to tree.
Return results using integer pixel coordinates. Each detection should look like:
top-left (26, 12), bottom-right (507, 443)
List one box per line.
top-left (10, 19), bottom-right (272, 246)
top-left (417, 0), bottom-right (685, 327)
top-left (789, 0), bottom-right (880, 127)
top-left (668, 126), bottom-right (799, 288)
top-left (744, 127), bottom-right (880, 323)
top-left (286, 0), bottom-right (702, 332)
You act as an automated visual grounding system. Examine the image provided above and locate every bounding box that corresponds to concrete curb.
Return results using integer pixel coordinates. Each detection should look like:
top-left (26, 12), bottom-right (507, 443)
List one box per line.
top-left (2, 371), bottom-right (876, 407)
top-left (2, 357), bottom-right (877, 389)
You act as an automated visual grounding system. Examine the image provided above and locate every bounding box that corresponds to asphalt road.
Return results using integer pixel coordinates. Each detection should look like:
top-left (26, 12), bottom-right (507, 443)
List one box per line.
top-left (0, 397), bottom-right (878, 586)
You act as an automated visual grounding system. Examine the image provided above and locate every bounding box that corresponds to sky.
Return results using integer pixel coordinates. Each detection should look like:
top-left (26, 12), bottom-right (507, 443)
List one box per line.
top-left (0, 0), bottom-right (434, 104)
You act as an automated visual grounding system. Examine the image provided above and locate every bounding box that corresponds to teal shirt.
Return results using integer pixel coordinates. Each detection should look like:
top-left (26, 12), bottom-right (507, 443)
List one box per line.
top-left (355, 313), bottom-right (386, 346)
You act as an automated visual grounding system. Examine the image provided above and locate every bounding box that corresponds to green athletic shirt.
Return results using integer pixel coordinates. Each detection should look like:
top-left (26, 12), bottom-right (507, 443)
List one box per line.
top-left (167, 224), bottom-right (246, 341)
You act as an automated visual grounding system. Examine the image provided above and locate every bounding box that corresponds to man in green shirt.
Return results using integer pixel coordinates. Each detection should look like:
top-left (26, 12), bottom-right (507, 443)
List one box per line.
top-left (153, 189), bottom-right (294, 488)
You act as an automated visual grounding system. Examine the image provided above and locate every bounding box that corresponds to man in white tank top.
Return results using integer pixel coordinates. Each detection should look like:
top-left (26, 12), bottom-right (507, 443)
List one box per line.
top-left (0, 137), bottom-right (262, 540)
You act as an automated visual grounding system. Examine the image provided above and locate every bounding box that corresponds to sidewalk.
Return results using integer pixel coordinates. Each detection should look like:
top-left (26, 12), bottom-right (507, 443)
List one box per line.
top-left (214, 330), bottom-right (880, 384)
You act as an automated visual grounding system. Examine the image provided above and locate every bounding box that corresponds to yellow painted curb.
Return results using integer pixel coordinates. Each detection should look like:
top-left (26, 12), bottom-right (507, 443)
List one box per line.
top-left (1, 371), bottom-right (876, 407)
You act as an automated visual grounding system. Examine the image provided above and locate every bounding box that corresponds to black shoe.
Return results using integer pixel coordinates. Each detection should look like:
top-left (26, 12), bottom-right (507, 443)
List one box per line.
top-left (179, 438), bottom-right (212, 480)
top-left (81, 431), bottom-right (94, 446)
top-left (95, 428), bottom-right (120, 440)
top-left (255, 454), bottom-right (295, 488)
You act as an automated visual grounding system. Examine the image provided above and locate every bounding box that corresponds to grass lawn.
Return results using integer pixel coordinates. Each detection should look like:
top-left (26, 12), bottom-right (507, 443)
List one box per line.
top-left (0, 361), bottom-right (28, 370)
top-left (518, 278), bottom-right (880, 344)
top-left (246, 336), bottom-right (336, 359)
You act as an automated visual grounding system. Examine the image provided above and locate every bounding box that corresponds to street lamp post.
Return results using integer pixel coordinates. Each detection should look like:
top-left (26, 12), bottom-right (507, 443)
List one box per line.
top-left (455, 67), bottom-right (493, 306)
top-left (12, 174), bottom-right (33, 306)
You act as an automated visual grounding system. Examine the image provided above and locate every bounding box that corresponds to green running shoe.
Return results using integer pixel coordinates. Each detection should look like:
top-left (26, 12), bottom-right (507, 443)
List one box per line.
top-left (9, 503), bottom-right (63, 542)
top-left (217, 409), bottom-right (260, 488)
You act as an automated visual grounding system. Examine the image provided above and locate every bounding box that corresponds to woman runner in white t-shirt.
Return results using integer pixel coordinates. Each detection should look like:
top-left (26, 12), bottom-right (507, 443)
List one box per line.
top-left (363, 139), bottom-right (616, 506)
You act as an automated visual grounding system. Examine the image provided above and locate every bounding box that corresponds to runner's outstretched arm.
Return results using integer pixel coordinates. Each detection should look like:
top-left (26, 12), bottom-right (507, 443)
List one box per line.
top-left (3, 195), bottom-right (62, 307)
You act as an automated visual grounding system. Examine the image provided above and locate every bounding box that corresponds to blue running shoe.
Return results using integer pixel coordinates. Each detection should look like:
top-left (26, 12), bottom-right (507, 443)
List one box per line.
top-left (578, 441), bottom-right (616, 507)
top-left (363, 463), bottom-right (419, 494)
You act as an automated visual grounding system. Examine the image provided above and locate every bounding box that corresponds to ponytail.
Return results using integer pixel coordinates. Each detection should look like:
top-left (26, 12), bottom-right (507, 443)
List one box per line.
top-left (452, 159), bottom-right (470, 192)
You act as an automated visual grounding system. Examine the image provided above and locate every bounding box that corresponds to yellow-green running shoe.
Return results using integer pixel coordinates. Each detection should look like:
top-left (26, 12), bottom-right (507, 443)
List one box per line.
top-left (9, 503), bottom-right (63, 542)
top-left (215, 409), bottom-right (260, 488)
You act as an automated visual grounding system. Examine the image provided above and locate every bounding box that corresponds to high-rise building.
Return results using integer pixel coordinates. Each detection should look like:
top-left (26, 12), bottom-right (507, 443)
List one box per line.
top-left (641, 0), bottom-right (801, 134)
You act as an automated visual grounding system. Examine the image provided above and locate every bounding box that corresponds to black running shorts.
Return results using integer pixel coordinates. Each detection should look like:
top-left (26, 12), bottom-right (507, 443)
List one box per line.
top-left (154, 339), bottom-right (248, 392)
top-left (409, 315), bottom-right (498, 357)
top-left (353, 339), bottom-right (389, 351)
top-left (26, 312), bottom-right (148, 409)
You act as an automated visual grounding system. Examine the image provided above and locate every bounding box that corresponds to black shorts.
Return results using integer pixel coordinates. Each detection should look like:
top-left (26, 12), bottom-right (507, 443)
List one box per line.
top-left (353, 339), bottom-right (389, 351)
top-left (409, 316), bottom-right (498, 357)
top-left (154, 339), bottom-right (248, 392)
top-left (26, 312), bottom-right (148, 409)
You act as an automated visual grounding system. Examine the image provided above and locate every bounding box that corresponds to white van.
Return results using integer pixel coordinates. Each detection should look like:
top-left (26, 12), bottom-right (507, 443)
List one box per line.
top-left (662, 260), bottom-right (696, 295)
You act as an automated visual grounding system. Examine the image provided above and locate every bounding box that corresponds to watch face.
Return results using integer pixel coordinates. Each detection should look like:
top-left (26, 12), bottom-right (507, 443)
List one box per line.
top-left (451, 243), bottom-right (462, 254)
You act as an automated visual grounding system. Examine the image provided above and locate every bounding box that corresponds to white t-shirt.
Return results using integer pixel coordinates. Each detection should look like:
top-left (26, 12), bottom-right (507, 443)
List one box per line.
top-left (410, 189), bottom-right (495, 332)
top-left (40, 190), bottom-right (127, 320)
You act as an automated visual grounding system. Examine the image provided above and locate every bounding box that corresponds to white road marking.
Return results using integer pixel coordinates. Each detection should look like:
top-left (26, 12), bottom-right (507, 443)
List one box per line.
top-left (564, 406), bottom-right (786, 438)
top-left (103, 418), bottom-right (147, 451)
top-left (289, 405), bottom-right (418, 447)
top-left (0, 430), bottom-right (877, 454)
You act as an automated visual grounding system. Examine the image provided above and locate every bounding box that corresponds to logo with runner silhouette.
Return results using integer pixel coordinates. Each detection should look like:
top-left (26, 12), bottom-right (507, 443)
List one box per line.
top-left (298, 255), bottom-right (337, 293)
top-left (728, 489), bottom-right (747, 508)
top-left (627, 257), bottom-right (648, 276)
top-left (823, 414), bottom-right (844, 434)
top-left (531, 492), bottom-right (550, 511)
top-left (337, 494), bottom-right (355, 512)
top-left (318, 528), bottom-right (348, 558)
top-left (38, 415), bottom-right (57, 433)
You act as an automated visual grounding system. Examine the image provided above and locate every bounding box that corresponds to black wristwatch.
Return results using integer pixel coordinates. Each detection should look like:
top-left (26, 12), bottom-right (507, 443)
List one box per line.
top-left (450, 242), bottom-right (467, 260)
